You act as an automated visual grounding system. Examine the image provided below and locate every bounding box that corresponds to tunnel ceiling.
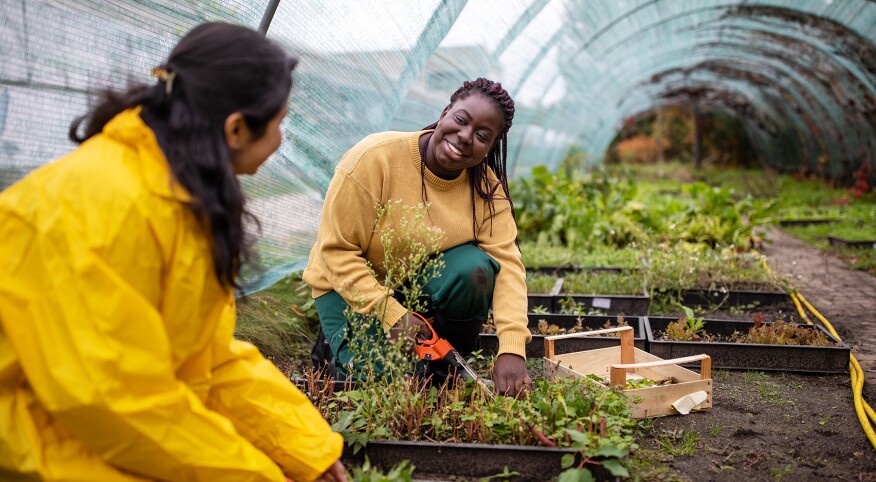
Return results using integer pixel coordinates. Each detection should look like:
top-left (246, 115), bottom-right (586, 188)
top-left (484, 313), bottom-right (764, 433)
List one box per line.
top-left (3, 0), bottom-right (875, 289)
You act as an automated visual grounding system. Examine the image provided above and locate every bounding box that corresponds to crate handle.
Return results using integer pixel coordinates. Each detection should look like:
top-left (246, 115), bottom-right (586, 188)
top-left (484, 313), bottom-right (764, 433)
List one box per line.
top-left (544, 326), bottom-right (634, 363)
top-left (609, 354), bottom-right (711, 387)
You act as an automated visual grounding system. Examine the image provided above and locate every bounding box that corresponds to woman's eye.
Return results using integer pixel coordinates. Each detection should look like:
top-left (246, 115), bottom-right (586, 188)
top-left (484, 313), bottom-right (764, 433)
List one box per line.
top-left (477, 134), bottom-right (488, 142)
top-left (455, 116), bottom-right (465, 124)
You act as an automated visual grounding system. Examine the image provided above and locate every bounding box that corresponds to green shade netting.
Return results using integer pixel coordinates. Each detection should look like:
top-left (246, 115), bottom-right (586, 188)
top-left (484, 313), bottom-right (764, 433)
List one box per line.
top-left (2, 0), bottom-right (874, 291)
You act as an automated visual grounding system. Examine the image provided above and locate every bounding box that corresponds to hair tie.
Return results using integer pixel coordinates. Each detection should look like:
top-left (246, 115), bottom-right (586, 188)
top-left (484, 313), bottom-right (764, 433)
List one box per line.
top-left (150, 67), bottom-right (177, 95)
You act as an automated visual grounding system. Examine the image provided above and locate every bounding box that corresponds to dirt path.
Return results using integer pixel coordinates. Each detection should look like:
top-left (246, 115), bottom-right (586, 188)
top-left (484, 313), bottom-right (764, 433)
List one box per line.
top-left (760, 227), bottom-right (876, 390)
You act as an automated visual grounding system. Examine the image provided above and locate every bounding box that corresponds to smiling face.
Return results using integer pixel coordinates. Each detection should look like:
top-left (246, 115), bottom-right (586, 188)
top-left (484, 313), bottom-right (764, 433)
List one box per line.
top-left (424, 93), bottom-right (504, 180)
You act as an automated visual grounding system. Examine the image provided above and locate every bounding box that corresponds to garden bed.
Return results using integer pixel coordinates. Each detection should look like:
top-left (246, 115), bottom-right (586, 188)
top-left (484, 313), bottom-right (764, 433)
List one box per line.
top-left (679, 289), bottom-right (791, 309)
top-left (480, 314), bottom-right (646, 358)
top-left (527, 265), bottom-right (636, 276)
top-left (827, 235), bottom-right (876, 250)
top-left (528, 294), bottom-right (650, 315)
top-left (341, 440), bottom-right (619, 482)
top-left (645, 316), bottom-right (849, 373)
top-left (777, 218), bottom-right (837, 227)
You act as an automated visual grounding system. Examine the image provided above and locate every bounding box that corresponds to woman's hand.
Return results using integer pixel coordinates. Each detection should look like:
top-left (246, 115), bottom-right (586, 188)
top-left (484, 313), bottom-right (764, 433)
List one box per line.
top-left (387, 312), bottom-right (431, 354)
top-left (492, 353), bottom-right (532, 397)
top-left (308, 460), bottom-right (348, 482)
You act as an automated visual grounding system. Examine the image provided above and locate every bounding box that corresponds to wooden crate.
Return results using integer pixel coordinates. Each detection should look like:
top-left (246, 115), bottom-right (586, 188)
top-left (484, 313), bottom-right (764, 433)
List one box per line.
top-left (543, 327), bottom-right (713, 418)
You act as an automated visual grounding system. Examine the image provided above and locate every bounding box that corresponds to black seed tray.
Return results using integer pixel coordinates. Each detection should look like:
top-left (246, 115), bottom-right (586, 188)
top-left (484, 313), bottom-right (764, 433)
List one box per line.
top-left (645, 316), bottom-right (850, 373)
top-left (828, 236), bottom-right (876, 249)
top-left (680, 289), bottom-right (790, 309)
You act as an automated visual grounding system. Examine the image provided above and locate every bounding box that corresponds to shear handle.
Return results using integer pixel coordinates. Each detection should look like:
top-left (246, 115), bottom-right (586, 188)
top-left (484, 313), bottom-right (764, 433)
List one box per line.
top-left (410, 312), bottom-right (439, 346)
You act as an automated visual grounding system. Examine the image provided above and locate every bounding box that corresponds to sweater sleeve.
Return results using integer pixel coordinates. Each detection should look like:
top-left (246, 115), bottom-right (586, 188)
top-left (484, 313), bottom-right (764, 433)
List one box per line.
top-left (311, 169), bottom-right (408, 330)
top-left (476, 184), bottom-right (531, 359)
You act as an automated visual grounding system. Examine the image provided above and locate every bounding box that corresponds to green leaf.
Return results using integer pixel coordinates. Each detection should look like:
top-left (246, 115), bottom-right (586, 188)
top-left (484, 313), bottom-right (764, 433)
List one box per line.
top-left (592, 444), bottom-right (628, 459)
top-left (561, 453), bottom-right (576, 469)
top-left (557, 467), bottom-right (595, 482)
top-left (564, 429), bottom-right (588, 444)
top-left (601, 459), bottom-right (630, 477)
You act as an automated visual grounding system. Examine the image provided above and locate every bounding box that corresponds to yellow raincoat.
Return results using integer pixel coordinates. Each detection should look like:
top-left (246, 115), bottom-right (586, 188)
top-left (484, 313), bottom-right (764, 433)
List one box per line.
top-left (0, 109), bottom-right (343, 481)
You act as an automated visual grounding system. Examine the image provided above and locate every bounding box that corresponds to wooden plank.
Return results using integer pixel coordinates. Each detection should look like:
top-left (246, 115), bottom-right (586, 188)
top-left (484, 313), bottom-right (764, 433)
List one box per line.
top-left (545, 337), bottom-right (555, 361)
top-left (609, 366), bottom-right (626, 387)
top-left (624, 380), bottom-right (712, 418)
top-left (544, 326), bottom-right (633, 341)
top-left (700, 356), bottom-right (712, 380)
top-left (620, 329), bottom-right (634, 365)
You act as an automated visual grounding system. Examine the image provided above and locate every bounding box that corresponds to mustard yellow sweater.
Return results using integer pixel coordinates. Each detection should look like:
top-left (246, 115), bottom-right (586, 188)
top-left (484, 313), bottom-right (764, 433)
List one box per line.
top-left (303, 130), bottom-right (530, 358)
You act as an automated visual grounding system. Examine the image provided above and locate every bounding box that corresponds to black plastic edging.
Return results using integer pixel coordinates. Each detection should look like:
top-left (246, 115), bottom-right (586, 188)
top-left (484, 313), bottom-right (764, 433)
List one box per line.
top-left (778, 218), bottom-right (838, 227)
top-left (528, 294), bottom-right (650, 315)
top-left (527, 265), bottom-right (634, 276)
top-left (680, 289), bottom-right (790, 308)
top-left (342, 440), bottom-right (619, 482)
top-left (645, 316), bottom-right (850, 373)
top-left (828, 236), bottom-right (876, 249)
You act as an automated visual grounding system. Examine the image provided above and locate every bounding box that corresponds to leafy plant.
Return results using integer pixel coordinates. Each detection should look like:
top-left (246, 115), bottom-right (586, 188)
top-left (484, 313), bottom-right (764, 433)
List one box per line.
top-left (478, 466), bottom-right (520, 481)
top-left (526, 272), bottom-right (560, 294)
top-left (731, 320), bottom-right (832, 346)
top-left (663, 305), bottom-right (708, 341)
top-left (657, 428), bottom-right (700, 456)
top-left (323, 376), bottom-right (639, 474)
top-left (351, 458), bottom-right (415, 482)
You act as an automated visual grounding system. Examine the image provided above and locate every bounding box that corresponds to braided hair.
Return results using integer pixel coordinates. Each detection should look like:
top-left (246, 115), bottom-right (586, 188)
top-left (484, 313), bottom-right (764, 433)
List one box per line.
top-left (423, 78), bottom-right (516, 239)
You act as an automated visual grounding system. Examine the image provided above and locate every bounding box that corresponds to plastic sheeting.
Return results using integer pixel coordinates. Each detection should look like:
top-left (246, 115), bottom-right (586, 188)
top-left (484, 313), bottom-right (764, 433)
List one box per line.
top-left (2, 0), bottom-right (875, 290)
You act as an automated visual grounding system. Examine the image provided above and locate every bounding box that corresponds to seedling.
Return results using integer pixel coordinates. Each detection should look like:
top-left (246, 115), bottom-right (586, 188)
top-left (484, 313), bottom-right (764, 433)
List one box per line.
top-left (663, 305), bottom-right (708, 341)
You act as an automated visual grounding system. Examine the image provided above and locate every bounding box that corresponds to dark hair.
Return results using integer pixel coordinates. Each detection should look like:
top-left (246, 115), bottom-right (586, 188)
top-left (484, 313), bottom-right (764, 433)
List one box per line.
top-left (69, 22), bottom-right (298, 290)
top-left (423, 78), bottom-right (516, 238)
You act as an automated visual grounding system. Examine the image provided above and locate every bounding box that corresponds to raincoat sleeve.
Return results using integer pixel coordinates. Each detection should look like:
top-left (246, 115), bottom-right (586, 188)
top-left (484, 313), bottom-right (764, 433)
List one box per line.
top-left (0, 202), bottom-right (288, 481)
top-left (206, 309), bottom-right (344, 482)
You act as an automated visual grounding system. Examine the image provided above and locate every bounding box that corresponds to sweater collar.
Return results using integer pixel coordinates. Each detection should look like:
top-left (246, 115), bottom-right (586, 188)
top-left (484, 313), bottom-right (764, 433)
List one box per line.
top-left (411, 130), bottom-right (469, 189)
top-left (102, 107), bottom-right (192, 202)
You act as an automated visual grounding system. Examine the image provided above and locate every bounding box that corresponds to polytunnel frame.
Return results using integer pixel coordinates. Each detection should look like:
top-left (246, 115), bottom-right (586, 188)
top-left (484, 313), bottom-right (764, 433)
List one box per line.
top-left (618, 47), bottom-right (854, 176)
top-left (509, 2), bottom-right (876, 181)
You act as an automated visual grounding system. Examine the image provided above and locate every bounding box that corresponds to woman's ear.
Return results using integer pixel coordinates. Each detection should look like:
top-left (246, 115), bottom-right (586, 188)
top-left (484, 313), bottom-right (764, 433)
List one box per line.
top-left (223, 112), bottom-right (248, 151)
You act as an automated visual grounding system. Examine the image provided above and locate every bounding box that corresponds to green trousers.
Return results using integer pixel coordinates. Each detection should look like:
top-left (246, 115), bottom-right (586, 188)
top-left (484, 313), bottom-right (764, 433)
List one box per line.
top-left (313, 243), bottom-right (499, 378)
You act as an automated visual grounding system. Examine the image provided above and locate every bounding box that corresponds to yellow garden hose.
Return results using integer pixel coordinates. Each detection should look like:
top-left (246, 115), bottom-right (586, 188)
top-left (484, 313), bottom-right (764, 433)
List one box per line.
top-left (755, 252), bottom-right (876, 450)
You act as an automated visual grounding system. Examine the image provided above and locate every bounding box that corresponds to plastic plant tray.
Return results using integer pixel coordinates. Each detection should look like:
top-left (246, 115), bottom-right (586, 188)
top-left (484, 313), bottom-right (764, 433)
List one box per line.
top-left (645, 316), bottom-right (850, 373)
top-left (827, 236), bottom-right (876, 249)
top-left (342, 440), bottom-right (619, 482)
top-left (680, 289), bottom-right (790, 308)
top-left (527, 293), bottom-right (650, 315)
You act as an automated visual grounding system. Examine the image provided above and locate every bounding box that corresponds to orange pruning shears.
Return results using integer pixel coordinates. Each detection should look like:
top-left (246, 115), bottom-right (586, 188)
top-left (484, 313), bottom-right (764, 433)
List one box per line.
top-left (409, 312), bottom-right (493, 394)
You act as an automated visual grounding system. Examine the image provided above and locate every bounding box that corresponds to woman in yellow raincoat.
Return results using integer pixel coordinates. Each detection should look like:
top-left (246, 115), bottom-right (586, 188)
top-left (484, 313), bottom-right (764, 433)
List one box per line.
top-left (0, 23), bottom-right (345, 482)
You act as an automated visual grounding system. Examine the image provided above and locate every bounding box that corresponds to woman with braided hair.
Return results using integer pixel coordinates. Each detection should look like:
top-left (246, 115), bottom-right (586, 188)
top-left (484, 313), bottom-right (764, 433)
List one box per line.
top-left (305, 78), bottom-right (532, 396)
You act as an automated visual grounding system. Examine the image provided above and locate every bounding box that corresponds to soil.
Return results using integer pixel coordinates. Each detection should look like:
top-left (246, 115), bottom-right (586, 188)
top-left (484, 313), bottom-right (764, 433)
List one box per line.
top-left (634, 228), bottom-right (876, 481)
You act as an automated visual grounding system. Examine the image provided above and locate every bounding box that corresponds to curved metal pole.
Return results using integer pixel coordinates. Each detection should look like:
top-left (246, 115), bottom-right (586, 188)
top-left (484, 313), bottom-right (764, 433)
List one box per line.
top-left (259, 0), bottom-right (281, 35)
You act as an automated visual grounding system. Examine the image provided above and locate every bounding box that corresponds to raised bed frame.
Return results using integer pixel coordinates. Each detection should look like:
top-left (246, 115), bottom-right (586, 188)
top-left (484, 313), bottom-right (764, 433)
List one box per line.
top-left (679, 289), bottom-right (790, 309)
top-left (528, 293), bottom-right (651, 315)
top-left (342, 440), bottom-right (619, 482)
top-left (544, 327), bottom-right (713, 419)
top-left (828, 236), bottom-right (876, 249)
top-left (527, 265), bottom-right (638, 276)
top-left (778, 218), bottom-right (837, 227)
top-left (645, 316), bottom-right (850, 373)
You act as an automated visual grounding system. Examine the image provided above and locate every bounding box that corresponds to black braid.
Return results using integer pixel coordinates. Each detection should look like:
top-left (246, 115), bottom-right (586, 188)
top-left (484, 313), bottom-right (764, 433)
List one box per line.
top-left (422, 78), bottom-right (516, 240)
